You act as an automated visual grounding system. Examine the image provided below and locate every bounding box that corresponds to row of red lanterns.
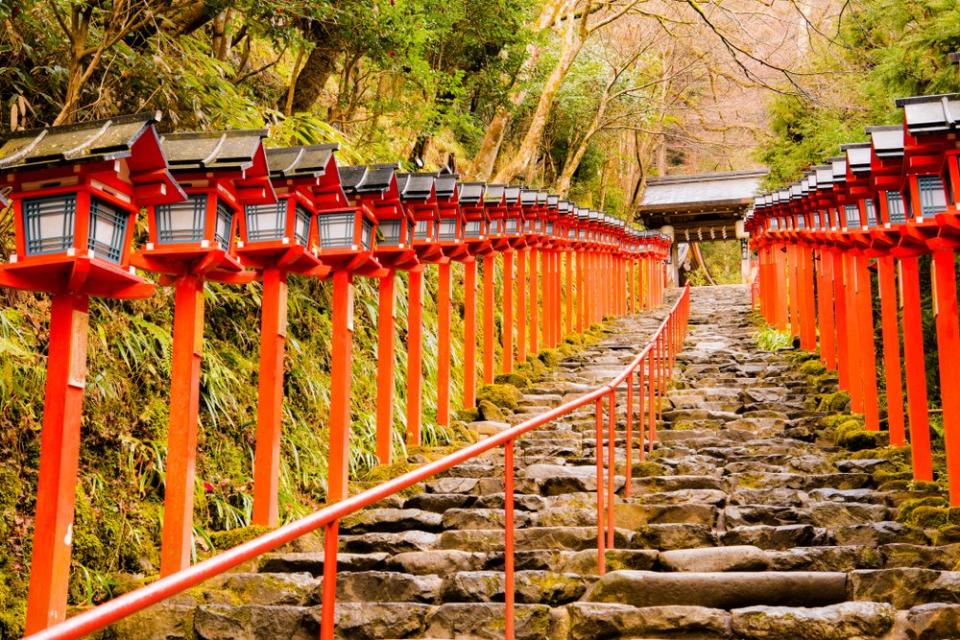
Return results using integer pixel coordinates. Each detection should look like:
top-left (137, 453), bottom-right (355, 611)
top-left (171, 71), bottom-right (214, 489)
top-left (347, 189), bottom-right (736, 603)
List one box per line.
top-left (0, 112), bottom-right (671, 633)
top-left (745, 92), bottom-right (960, 504)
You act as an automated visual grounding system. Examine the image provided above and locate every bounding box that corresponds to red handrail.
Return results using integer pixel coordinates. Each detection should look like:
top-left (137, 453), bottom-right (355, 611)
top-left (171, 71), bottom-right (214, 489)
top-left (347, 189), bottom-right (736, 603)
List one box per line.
top-left (24, 285), bottom-right (691, 640)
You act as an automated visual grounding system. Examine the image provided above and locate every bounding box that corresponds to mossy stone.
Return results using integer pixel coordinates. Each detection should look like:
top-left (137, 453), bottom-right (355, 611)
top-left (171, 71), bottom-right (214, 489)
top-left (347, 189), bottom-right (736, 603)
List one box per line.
top-left (478, 400), bottom-right (505, 422)
top-left (936, 525), bottom-right (960, 545)
top-left (909, 506), bottom-right (949, 528)
top-left (818, 391), bottom-right (852, 413)
top-left (799, 360), bottom-right (827, 376)
top-left (477, 383), bottom-right (522, 411)
top-left (632, 461), bottom-right (667, 477)
top-left (209, 525), bottom-right (271, 550)
top-left (896, 496), bottom-right (948, 523)
top-left (835, 420), bottom-right (887, 451)
top-left (494, 372), bottom-right (530, 389)
top-left (538, 348), bottom-right (561, 368)
top-left (456, 408), bottom-right (480, 423)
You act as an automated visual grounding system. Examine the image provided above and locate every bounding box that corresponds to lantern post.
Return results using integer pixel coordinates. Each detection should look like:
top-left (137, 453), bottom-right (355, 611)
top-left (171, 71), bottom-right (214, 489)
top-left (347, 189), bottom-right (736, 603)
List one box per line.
top-left (0, 113), bottom-right (183, 632)
top-left (399, 172), bottom-right (446, 445)
top-left (483, 185), bottom-right (508, 382)
top-left (338, 164), bottom-right (410, 463)
top-left (457, 183), bottom-right (492, 408)
top-left (518, 190), bottom-right (540, 362)
top-left (842, 142), bottom-right (882, 432)
top-left (500, 186), bottom-right (524, 372)
top-left (897, 93), bottom-right (960, 497)
top-left (434, 173), bottom-right (466, 427)
top-left (130, 129), bottom-right (275, 576)
top-left (239, 145), bottom-right (343, 526)
top-left (866, 126), bottom-right (909, 448)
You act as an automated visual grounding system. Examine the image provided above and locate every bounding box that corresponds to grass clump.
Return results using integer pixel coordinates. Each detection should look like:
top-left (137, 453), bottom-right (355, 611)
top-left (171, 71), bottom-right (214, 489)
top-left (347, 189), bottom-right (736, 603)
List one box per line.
top-left (538, 348), bottom-right (562, 368)
top-left (754, 326), bottom-right (793, 352)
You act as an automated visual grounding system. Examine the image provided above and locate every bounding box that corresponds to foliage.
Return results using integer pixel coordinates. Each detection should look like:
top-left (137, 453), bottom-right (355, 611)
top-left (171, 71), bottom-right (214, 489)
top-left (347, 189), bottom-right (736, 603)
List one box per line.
top-left (753, 326), bottom-right (793, 352)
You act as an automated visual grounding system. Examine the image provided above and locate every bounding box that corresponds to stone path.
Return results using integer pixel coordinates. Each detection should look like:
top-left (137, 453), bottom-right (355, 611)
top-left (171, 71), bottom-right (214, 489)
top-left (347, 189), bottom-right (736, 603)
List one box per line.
top-left (109, 285), bottom-right (960, 639)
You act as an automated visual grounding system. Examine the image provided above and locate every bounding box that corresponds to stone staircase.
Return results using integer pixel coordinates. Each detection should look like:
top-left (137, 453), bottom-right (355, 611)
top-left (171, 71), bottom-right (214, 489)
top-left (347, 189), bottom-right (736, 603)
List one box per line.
top-left (106, 285), bottom-right (960, 639)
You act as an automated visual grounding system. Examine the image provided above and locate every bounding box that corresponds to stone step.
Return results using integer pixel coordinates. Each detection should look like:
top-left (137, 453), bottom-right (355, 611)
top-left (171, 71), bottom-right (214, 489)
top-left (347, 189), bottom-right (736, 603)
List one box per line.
top-left (585, 570), bottom-right (848, 609)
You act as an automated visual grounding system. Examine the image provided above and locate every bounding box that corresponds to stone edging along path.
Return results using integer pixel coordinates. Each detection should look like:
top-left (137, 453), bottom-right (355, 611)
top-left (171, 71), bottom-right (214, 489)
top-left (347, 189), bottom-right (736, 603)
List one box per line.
top-left (104, 285), bottom-right (960, 639)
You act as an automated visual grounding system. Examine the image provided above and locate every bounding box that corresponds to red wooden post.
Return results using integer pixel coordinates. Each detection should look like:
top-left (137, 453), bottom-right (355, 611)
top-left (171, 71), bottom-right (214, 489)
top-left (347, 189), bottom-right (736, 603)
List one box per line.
top-left (437, 261), bottom-right (452, 427)
top-left (594, 398), bottom-right (606, 576)
top-left (327, 271), bottom-right (355, 495)
top-left (899, 255), bottom-right (934, 481)
top-left (502, 251), bottom-right (514, 372)
top-left (252, 267), bottom-right (287, 526)
top-left (576, 250), bottom-right (585, 333)
top-left (648, 346), bottom-right (657, 453)
top-left (541, 248), bottom-right (550, 347)
top-left (931, 247), bottom-right (960, 504)
top-left (637, 365), bottom-right (645, 463)
top-left (25, 292), bottom-right (89, 633)
top-left (406, 265), bottom-right (425, 445)
top-left (482, 254), bottom-right (496, 384)
top-left (160, 273), bottom-right (205, 576)
top-left (817, 249), bottom-right (837, 370)
top-left (504, 439), bottom-right (515, 638)
top-left (877, 255), bottom-right (905, 446)
top-left (516, 249), bottom-right (527, 362)
top-left (625, 372), bottom-right (633, 498)
top-left (606, 391), bottom-right (616, 549)
top-left (529, 249), bottom-right (539, 352)
top-left (565, 250), bottom-right (574, 334)
top-left (774, 245), bottom-right (788, 329)
top-left (831, 250), bottom-right (850, 391)
top-left (799, 244), bottom-right (817, 350)
top-left (376, 270), bottom-right (397, 460)
top-left (855, 253), bottom-right (881, 431)
top-left (463, 257), bottom-right (478, 408)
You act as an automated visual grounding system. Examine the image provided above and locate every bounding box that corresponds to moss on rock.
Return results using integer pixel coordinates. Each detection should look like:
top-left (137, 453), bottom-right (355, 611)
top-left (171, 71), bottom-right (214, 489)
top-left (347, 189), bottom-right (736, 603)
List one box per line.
top-left (538, 348), bottom-right (562, 368)
top-left (835, 420), bottom-right (887, 451)
top-left (209, 525), bottom-right (271, 550)
top-left (632, 461), bottom-right (667, 477)
top-left (896, 496), bottom-right (948, 523)
top-left (818, 391), bottom-right (852, 413)
top-left (799, 360), bottom-right (827, 376)
top-left (478, 400), bottom-right (505, 422)
top-left (477, 384), bottom-right (522, 411)
top-left (494, 372), bottom-right (531, 389)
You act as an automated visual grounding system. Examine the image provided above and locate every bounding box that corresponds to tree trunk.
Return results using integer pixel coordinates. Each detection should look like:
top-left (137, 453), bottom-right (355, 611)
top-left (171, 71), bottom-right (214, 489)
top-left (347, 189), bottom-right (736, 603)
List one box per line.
top-left (467, 0), bottom-right (568, 179)
top-left (470, 106), bottom-right (513, 181)
top-left (555, 91), bottom-right (608, 196)
top-left (289, 36), bottom-right (339, 113)
top-left (493, 20), bottom-right (584, 183)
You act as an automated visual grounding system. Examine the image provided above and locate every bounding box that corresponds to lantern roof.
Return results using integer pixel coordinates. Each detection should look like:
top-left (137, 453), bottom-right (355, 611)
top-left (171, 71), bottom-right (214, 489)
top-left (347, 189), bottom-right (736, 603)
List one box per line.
top-left (842, 142), bottom-right (872, 174)
top-left (547, 194), bottom-right (559, 208)
top-left (0, 111), bottom-right (165, 171)
top-left (895, 93), bottom-right (960, 135)
top-left (829, 157), bottom-right (847, 182)
top-left (340, 163), bottom-right (400, 194)
top-left (789, 184), bottom-right (802, 199)
top-left (575, 207), bottom-right (589, 220)
top-left (537, 191), bottom-right (549, 205)
top-left (503, 185), bottom-right (522, 204)
top-left (483, 184), bottom-right (506, 204)
top-left (458, 182), bottom-right (485, 204)
top-left (557, 200), bottom-right (571, 213)
top-left (396, 173), bottom-right (437, 200)
top-left (161, 129), bottom-right (270, 173)
top-left (804, 172), bottom-right (817, 192)
top-left (867, 125), bottom-right (905, 158)
top-left (435, 174), bottom-right (458, 199)
top-left (265, 143), bottom-right (337, 178)
top-left (520, 188), bottom-right (538, 206)
top-left (815, 164), bottom-right (834, 186)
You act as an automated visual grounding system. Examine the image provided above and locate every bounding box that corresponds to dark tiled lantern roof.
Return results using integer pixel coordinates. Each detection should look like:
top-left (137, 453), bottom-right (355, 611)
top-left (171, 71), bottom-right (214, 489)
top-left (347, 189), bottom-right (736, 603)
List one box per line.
top-left (265, 144), bottom-right (338, 178)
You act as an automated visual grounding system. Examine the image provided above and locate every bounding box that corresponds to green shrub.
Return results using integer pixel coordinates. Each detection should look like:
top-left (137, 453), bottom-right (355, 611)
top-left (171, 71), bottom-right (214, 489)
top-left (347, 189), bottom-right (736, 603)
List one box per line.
top-left (834, 420), bottom-right (887, 451)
